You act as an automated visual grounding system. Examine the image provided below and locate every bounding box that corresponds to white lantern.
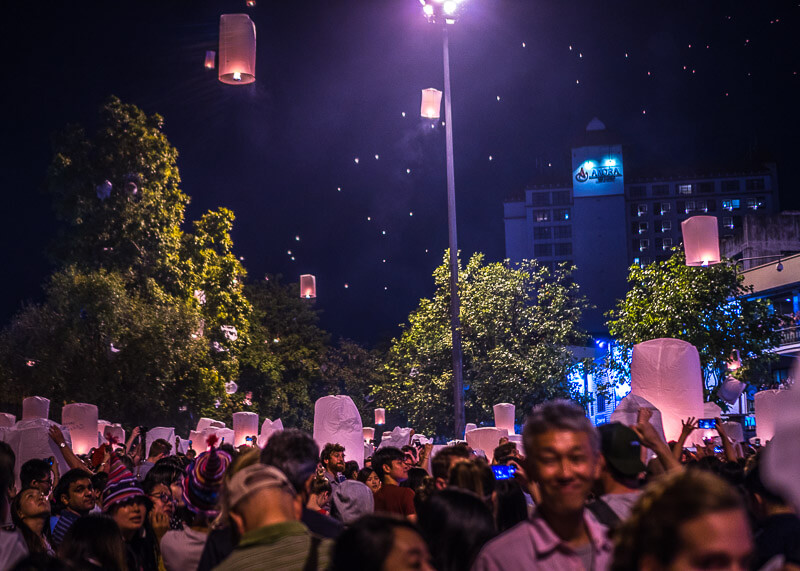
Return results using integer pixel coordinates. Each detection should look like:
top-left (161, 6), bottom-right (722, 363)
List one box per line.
top-left (374, 408), bottom-right (386, 425)
top-left (313, 396), bottom-right (364, 468)
top-left (681, 216), bottom-right (720, 266)
top-left (204, 50), bottom-right (216, 69)
top-left (630, 338), bottom-right (705, 442)
top-left (493, 403), bottom-right (516, 435)
top-left (755, 389), bottom-right (784, 442)
top-left (103, 423), bottom-right (125, 445)
top-left (233, 412), bottom-right (259, 447)
top-left (300, 274), bottom-right (317, 299)
top-left (22, 397), bottom-right (50, 420)
top-left (0, 413), bottom-right (15, 428)
top-left (259, 418), bottom-right (284, 447)
top-left (219, 14), bottom-right (256, 85)
top-left (420, 88), bottom-right (443, 119)
top-left (196, 418), bottom-right (225, 432)
top-left (61, 403), bottom-right (99, 455)
top-left (363, 427), bottom-right (375, 442)
top-left (719, 377), bottom-right (746, 404)
top-left (465, 427), bottom-right (508, 463)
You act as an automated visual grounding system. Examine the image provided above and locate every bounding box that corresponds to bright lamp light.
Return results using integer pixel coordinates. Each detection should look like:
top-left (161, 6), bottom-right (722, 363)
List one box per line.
top-left (443, 0), bottom-right (457, 14)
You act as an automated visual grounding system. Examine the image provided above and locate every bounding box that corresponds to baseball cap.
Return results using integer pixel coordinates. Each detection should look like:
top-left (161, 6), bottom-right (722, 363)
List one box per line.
top-left (598, 422), bottom-right (646, 477)
top-left (227, 464), bottom-right (296, 509)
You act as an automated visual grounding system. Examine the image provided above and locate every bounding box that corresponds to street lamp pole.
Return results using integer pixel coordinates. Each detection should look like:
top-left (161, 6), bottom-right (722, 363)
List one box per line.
top-left (441, 22), bottom-right (465, 440)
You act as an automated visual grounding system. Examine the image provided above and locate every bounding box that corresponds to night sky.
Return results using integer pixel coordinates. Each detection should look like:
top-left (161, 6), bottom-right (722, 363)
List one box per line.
top-left (2, 0), bottom-right (797, 345)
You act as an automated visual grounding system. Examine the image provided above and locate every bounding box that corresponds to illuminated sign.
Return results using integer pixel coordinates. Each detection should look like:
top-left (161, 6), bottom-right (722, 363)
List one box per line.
top-left (571, 145), bottom-right (624, 197)
top-left (575, 162), bottom-right (622, 184)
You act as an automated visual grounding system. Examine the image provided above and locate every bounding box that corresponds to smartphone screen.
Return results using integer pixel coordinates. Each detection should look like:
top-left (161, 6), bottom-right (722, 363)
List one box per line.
top-left (697, 418), bottom-right (715, 430)
top-left (491, 464), bottom-right (516, 480)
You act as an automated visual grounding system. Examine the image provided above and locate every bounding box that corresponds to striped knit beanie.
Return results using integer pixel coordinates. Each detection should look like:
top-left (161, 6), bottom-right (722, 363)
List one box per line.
top-left (102, 453), bottom-right (145, 512)
top-left (183, 434), bottom-right (231, 517)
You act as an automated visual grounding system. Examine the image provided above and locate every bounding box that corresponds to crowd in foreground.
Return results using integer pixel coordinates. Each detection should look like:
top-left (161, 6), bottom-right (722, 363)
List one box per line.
top-left (1, 399), bottom-right (798, 570)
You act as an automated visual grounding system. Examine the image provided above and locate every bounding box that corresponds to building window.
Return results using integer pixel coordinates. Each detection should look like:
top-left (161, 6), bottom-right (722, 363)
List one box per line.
top-left (660, 202), bottom-right (671, 215)
top-left (637, 204), bottom-right (648, 216)
top-left (638, 222), bottom-right (648, 234)
top-left (554, 243), bottom-right (572, 256)
top-left (553, 226), bottom-right (572, 239)
top-left (552, 191), bottom-right (570, 205)
top-left (661, 220), bottom-right (672, 232)
top-left (639, 239), bottom-right (650, 252)
top-left (722, 199), bottom-right (740, 211)
top-left (629, 185), bottom-right (646, 198)
top-left (685, 200), bottom-right (695, 213)
top-left (530, 192), bottom-right (550, 206)
top-left (533, 227), bottom-right (551, 240)
top-left (553, 209), bottom-right (570, 221)
top-left (721, 180), bottom-right (740, 192)
top-left (534, 243), bottom-right (552, 257)
top-left (698, 181), bottom-right (714, 194)
top-left (723, 216), bottom-right (734, 229)
top-left (677, 184), bottom-right (693, 195)
top-left (697, 200), bottom-right (708, 213)
top-left (653, 184), bottom-right (669, 196)
top-left (662, 237), bottom-right (673, 251)
top-left (745, 178), bottom-right (765, 191)
top-left (746, 197), bottom-right (764, 210)
top-left (534, 210), bottom-right (550, 222)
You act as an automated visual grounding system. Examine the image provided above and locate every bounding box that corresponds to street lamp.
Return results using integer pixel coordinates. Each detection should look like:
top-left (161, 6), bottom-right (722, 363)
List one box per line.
top-left (420, 0), bottom-right (467, 438)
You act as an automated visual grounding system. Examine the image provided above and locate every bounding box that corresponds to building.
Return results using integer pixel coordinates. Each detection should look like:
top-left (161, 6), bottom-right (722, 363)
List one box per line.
top-left (721, 212), bottom-right (800, 269)
top-left (504, 118), bottom-right (781, 334)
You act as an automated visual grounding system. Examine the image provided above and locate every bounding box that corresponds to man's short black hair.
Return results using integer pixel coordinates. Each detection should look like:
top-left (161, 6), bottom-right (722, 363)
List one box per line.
top-left (372, 447), bottom-right (405, 483)
top-left (260, 429), bottom-right (320, 494)
top-left (431, 444), bottom-right (470, 481)
top-left (321, 443), bottom-right (345, 464)
top-left (20, 458), bottom-right (50, 486)
top-left (53, 469), bottom-right (93, 506)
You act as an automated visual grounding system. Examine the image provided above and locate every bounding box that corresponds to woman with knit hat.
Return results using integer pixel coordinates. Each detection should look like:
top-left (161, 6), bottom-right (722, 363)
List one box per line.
top-left (102, 452), bottom-right (162, 571)
top-left (161, 434), bottom-right (231, 571)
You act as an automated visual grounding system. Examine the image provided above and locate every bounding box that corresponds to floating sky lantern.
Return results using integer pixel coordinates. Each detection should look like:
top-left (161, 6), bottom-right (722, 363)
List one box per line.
top-left (681, 216), bottom-right (720, 266)
top-left (374, 408), bottom-right (386, 425)
top-left (300, 274), bottom-right (316, 299)
top-left (204, 50), bottom-right (216, 69)
top-left (420, 88), bottom-right (443, 119)
top-left (219, 14), bottom-right (256, 85)
top-left (363, 427), bottom-right (375, 442)
top-left (62, 403), bottom-right (98, 455)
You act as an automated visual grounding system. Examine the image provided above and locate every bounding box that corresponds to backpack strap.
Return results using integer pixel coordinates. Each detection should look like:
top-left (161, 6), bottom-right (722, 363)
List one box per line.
top-left (303, 534), bottom-right (323, 571)
top-left (586, 497), bottom-right (622, 529)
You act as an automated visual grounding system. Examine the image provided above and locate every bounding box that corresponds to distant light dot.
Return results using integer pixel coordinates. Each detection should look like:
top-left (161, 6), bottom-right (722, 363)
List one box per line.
top-left (295, 235), bottom-right (300, 241)
top-left (441, 121), bottom-right (445, 126)
top-left (522, 42), bottom-right (526, 47)
top-left (409, 211), bottom-right (413, 216)
top-left (496, 95), bottom-right (501, 101)
top-left (401, 111), bottom-right (406, 117)
top-left (384, 286), bottom-right (388, 290)
top-left (287, 250), bottom-right (292, 255)
top-left (406, 168), bottom-right (411, 174)
top-left (647, 71), bottom-right (651, 76)
top-left (354, 157), bottom-right (359, 164)
top-left (489, 155), bottom-right (493, 161)
top-left (642, 109), bottom-right (647, 114)
top-left (579, 53), bottom-right (583, 58)
top-left (425, 249), bottom-right (429, 253)
top-left (692, 69), bottom-right (696, 74)
top-left (375, 154), bottom-right (380, 160)
top-left (344, 283), bottom-right (349, 289)
top-left (291, 256), bottom-right (295, 260)
top-left (683, 65), bottom-right (687, 70)
top-left (548, 162), bottom-right (552, 167)
top-left (706, 45), bottom-right (710, 48)
top-left (382, 230), bottom-right (386, 235)
top-left (337, 186), bottom-right (342, 191)
top-left (688, 44), bottom-right (692, 48)
top-left (273, 338), bottom-right (280, 343)
top-left (576, 79), bottom-right (580, 84)
top-left (725, 92), bottom-right (729, 96)
top-left (382, 259), bottom-right (386, 263)
top-left (569, 45), bottom-right (573, 50)
top-left (625, 53), bottom-right (628, 58)
top-left (367, 216), bottom-right (371, 221)
top-left (431, 124), bottom-right (435, 129)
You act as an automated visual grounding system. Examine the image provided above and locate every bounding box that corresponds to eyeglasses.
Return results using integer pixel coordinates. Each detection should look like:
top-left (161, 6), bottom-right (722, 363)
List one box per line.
top-left (149, 493), bottom-right (175, 504)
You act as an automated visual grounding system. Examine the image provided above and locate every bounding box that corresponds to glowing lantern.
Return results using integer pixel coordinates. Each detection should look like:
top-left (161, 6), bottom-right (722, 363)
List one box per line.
top-left (102, 423), bottom-right (125, 445)
top-left (630, 338), bottom-right (704, 442)
top-left (681, 216), bottom-right (720, 266)
top-left (313, 395), bottom-right (364, 468)
top-left (719, 377), bottom-right (746, 404)
top-left (232, 412), bottom-right (259, 447)
top-left (363, 427), bottom-right (375, 442)
top-left (22, 397), bottom-right (50, 420)
top-left (374, 408), bottom-right (386, 425)
top-left (727, 349), bottom-right (741, 371)
top-left (300, 274), bottom-right (317, 299)
top-left (61, 403), bottom-right (99, 455)
top-left (246, 0), bottom-right (256, 5)
top-left (755, 389), bottom-right (784, 442)
top-left (204, 50), bottom-right (216, 69)
top-left (219, 14), bottom-right (256, 85)
top-left (465, 427), bottom-right (508, 463)
top-left (196, 418), bottom-right (225, 432)
top-left (493, 403), bottom-right (516, 435)
top-left (420, 88), bottom-right (442, 119)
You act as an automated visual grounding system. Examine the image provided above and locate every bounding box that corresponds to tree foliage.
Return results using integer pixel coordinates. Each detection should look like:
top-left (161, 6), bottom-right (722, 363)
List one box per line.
top-left (606, 250), bottom-right (781, 400)
top-left (380, 252), bottom-right (589, 437)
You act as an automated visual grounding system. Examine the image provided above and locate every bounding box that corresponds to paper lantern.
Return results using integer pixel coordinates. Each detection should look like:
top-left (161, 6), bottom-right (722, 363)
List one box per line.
top-left (259, 418), bottom-right (284, 447)
top-left (681, 216), bottom-right (720, 266)
top-left (754, 389), bottom-right (783, 442)
top-left (300, 274), bottom-right (317, 299)
top-left (313, 395), bottom-right (364, 468)
top-left (218, 14), bottom-right (256, 85)
top-left (464, 423), bottom-right (477, 438)
top-left (630, 338), bottom-right (705, 442)
top-left (7, 419), bottom-right (73, 489)
top-left (216, 428), bottom-right (235, 446)
top-left (204, 50), bottom-right (216, 69)
top-left (465, 427), bottom-right (508, 463)
top-left (493, 403), bottom-right (516, 435)
top-left (103, 423), bottom-right (125, 445)
top-left (719, 377), bottom-right (746, 405)
top-left (233, 412), bottom-right (259, 447)
top-left (374, 408), bottom-right (386, 425)
top-left (721, 421), bottom-right (744, 444)
top-left (728, 349), bottom-right (741, 371)
top-left (196, 418), bottom-right (225, 432)
top-left (62, 403), bottom-right (99, 455)
top-left (377, 426), bottom-right (413, 450)
top-left (610, 393), bottom-right (667, 444)
top-left (362, 427), bottom-right (375, 442)
top-left (22, 396), bottom-right (50, 420)
top-left (146, 427), bottom-right (176, 456)
top-left (0, 413), bottom-right (15, 428)
top-left (420, 88), bottom-right (442, 119)
top-left (763, 363), bottom-right (800, 512)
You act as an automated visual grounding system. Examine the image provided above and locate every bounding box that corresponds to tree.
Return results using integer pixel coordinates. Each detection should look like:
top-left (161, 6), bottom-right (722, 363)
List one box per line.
top-left (0, 97), bottom-right (251, 430)
top-left (380, 252), bottom-right (589, 437)
top-left (606, 250), bottom-right (781, 402)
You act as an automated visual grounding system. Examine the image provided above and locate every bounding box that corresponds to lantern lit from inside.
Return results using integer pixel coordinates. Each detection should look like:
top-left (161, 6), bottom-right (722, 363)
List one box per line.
top-left (62, 403), bottom-right (99, 455)
top-left (728, 349), bottom-right (741, 371)
top-left (204, 50), bottom-right (216, 69)
top-left (374, 408), bottom-right (386, 425)
top-left (420, 88), bottom-right (442, 119)
top-left (363, 427), bottom-right (375, 442)
top-left (681, 216), bottom-right (720, 266)
top-left (300, 274), bottom-right (316, 299)
top-left (219, 14), bottom-right (256, 85)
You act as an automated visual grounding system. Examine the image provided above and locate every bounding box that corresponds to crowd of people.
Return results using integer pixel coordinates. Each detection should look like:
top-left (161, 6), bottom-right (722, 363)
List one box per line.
top-left (1, 399), bottom-right (798, 570)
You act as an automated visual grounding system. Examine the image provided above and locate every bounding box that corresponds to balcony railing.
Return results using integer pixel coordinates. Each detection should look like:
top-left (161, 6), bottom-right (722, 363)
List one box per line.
top-left (778, 325), bottom-right (800, 346)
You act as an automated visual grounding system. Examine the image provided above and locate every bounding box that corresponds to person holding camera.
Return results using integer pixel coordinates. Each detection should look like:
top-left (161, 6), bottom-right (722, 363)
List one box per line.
top-left (136, 435), bottom-right (172, 482)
